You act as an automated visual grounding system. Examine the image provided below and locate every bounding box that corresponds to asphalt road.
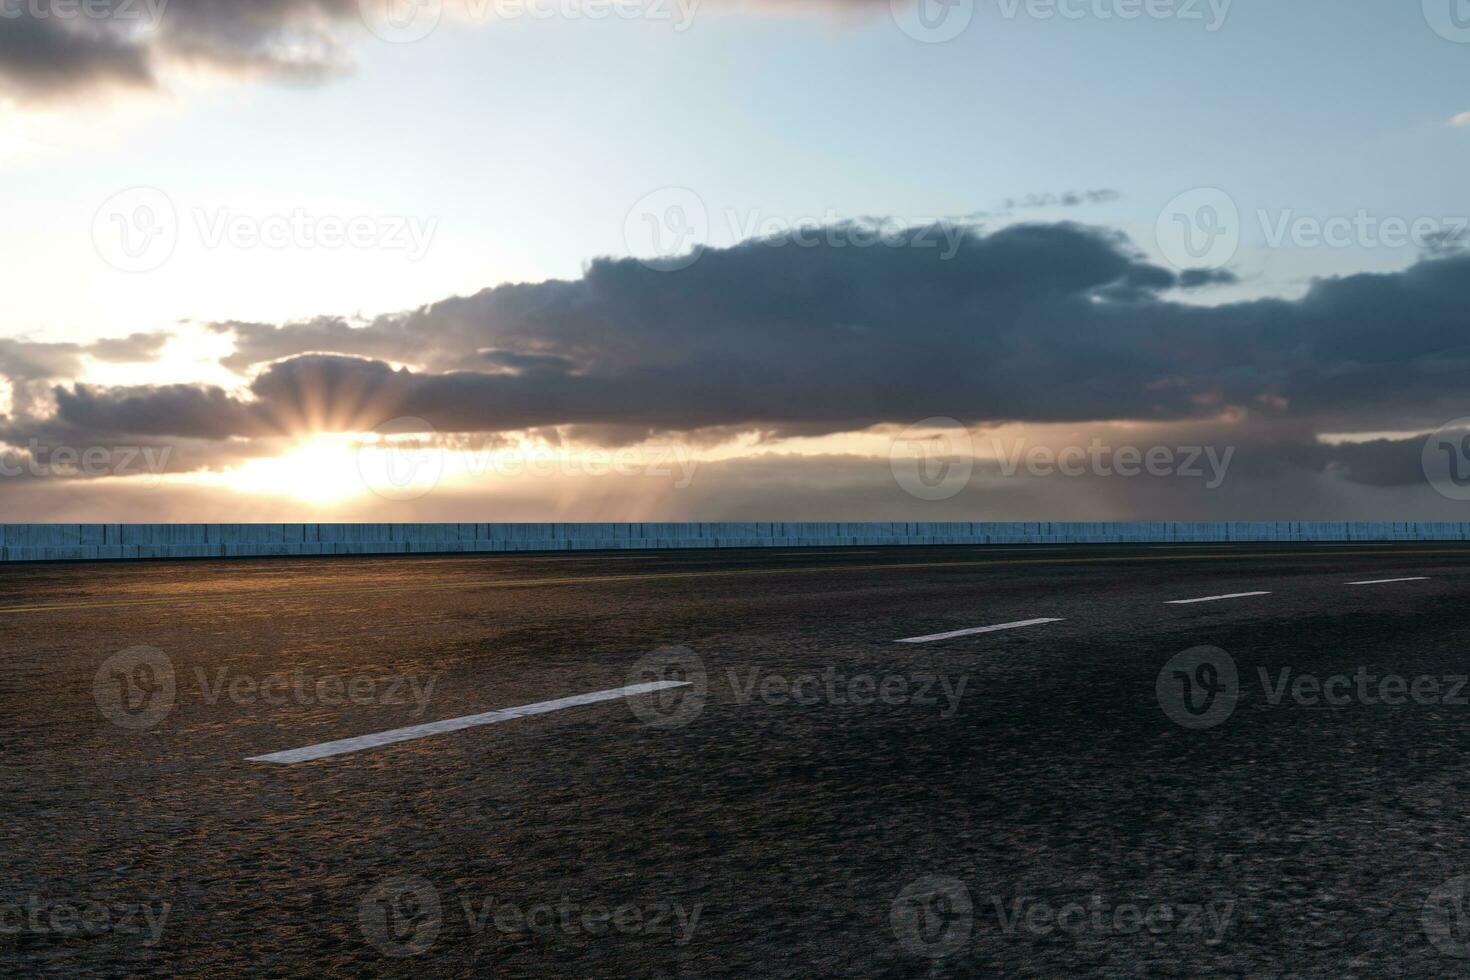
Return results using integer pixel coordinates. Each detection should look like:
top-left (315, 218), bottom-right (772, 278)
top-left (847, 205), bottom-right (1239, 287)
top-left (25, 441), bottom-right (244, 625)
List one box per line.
top-left (5, 542), bottom-right (1470, 976)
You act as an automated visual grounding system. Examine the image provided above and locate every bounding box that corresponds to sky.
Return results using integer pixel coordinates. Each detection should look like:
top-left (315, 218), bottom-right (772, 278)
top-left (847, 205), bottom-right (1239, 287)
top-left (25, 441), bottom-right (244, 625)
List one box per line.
top-left (1, 0), bottom-right (1468, 521)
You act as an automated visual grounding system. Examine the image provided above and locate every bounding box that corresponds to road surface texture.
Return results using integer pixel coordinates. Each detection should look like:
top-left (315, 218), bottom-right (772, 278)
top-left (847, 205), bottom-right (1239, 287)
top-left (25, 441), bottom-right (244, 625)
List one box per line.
top-left (4, 542), bottom-right (1470, 976)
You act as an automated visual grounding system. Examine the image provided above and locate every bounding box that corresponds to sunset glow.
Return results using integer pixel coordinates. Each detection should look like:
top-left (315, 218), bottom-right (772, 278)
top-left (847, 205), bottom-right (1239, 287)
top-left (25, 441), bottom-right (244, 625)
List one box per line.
top-left (0, 1), bottom-right (1463, 524)
top-left (215, 436), bottom-right (370, 505)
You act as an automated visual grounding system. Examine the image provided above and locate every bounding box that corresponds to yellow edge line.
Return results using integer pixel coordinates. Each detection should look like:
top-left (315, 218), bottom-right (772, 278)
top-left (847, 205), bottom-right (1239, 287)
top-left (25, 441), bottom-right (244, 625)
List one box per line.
top-left (0, 547), bottom-right (1464, 616)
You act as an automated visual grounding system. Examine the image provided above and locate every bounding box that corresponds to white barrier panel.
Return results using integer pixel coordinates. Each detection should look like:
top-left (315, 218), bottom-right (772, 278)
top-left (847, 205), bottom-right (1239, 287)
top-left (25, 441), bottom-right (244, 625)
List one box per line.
top-left (0, 522), bottom-right (1467, 562)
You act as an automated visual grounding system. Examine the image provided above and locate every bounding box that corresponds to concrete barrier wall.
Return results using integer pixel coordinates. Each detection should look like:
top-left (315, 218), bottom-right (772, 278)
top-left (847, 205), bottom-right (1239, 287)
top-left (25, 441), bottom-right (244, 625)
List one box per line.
top-left (0, 522), bottom-right (1467, 562)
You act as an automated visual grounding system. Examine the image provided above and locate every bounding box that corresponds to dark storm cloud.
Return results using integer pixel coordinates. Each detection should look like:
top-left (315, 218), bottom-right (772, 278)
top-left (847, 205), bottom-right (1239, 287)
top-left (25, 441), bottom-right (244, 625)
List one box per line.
top-left (1178, 268), bottom-right (1238, 288)
top-left (0, 7), bottom-right (153, 100)
top-left (0, 0), bottom-right (353, 102)
top-left (480, 349), bottom-right (579, 373)
top-left (50, 381), bottom-right (267, 440)
top-left (1301, 437), bottom-right (1430, 488)
top-left (28, 223), bottom-right (1470, 456)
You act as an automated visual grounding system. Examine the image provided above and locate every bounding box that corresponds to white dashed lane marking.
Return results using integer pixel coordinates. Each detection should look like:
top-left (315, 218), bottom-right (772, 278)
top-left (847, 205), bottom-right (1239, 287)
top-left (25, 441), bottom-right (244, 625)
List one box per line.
top-left (1165, 591), bottom-right (1272, 605)
top-left (245, 562), bottom-right (1445, 763)
top-left (247, 681), bottom-right (690, 764)
top-left (895, 617), bottom-right (1064, 644)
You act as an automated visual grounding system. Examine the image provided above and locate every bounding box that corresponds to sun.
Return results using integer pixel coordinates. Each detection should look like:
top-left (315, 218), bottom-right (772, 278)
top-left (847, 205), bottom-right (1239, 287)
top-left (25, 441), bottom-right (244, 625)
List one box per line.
top-left (230, 434), bottom-right (370, 504)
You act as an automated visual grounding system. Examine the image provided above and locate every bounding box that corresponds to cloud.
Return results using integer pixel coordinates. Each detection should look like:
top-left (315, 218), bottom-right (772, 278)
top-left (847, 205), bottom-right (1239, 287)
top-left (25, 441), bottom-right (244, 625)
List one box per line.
top-left (0, 440), bottom-right (1460, 521)
top-left (0, 337), bottom-right (88, 382)
top-left (0, 9), bottom-right (154, 102)
top-left (0, 0), bottom-right (354, 104)
top-left (44, 223), bottom-right (1228, 440)
top-left (0, 332), bottom-right (173, 414)
top-left (1177, 268), bottom-right (1238, 288)
top-left (0, 0), bottom-right (921, 106)
top-left (1450, 111), bottom-right (1470, 128)
top-left (49, 382), bottom-right (270, 441)
top-left (5, 220), bottom-right (1464, 465)
top-left (996, 189), bottom-right (1122, 211)
top-left (5, 217), bottom-right (1469, 524)
top-left (0, 332), bottom-right (172, 379)
top-left (85, 330), bottom-right (172, 362)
